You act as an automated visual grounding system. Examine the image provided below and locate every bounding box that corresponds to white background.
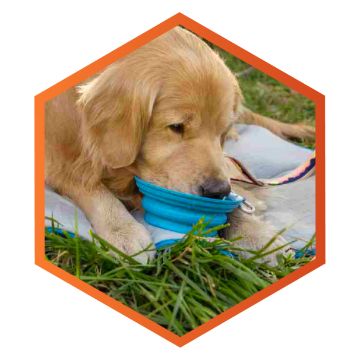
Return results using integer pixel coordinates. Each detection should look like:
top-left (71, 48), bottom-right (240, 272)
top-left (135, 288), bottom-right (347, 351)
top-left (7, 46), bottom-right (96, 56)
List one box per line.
top-left (1, 0), bottom-right (359, 358)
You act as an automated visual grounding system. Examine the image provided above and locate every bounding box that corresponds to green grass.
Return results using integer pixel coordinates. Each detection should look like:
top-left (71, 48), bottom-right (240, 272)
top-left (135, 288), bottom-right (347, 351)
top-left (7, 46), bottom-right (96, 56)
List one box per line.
top-left (46, 218), bottom-right (314, 336)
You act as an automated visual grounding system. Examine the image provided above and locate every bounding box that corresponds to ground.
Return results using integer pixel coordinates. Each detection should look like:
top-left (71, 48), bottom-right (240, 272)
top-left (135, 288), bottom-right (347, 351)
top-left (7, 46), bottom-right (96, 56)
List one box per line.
top-left (45, 47), bottom-right (316, 336)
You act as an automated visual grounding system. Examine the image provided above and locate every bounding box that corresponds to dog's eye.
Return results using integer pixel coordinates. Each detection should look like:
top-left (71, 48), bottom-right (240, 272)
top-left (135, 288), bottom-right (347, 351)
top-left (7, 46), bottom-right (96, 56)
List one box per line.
top-left (169, 123), bottom-right (185, 134)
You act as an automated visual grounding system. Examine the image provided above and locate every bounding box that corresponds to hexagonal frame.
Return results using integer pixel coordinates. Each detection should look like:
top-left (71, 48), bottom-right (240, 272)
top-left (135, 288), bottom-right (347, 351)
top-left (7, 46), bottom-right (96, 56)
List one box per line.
top-left (35, 13), bottom-right (325, 346)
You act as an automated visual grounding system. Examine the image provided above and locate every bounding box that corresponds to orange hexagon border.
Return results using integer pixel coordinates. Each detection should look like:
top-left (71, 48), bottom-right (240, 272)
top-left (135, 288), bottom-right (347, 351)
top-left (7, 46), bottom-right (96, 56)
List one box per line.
top-left (34, 12), bottom-right (325, 347)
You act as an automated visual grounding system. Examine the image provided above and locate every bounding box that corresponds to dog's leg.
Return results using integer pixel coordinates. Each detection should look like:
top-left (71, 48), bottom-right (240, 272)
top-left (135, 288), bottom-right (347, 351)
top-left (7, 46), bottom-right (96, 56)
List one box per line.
top-left (226, 211), bottom-right (292, 266)
top-left (225, 126), bottom-right (240, 142)
top-left (237, 106), bottom-right (315, 141)
top-left (68, 184), bottom-right (154, 263)
top-left (226, 184), bottom-right (292, 265)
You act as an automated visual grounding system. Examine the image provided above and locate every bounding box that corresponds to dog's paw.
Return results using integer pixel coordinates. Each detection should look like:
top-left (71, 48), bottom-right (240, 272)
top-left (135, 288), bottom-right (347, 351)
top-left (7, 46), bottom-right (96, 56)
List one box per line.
top-left (225, 127), bottom-right (240, 142)
top-left (226, 211), bottom-right (293, 266)
top-left (235, 229), bottom-right (293, 266)
top-left (241, 234), bottom-right (293, 267)
top-left (97, 221), bottom-right (155, 264)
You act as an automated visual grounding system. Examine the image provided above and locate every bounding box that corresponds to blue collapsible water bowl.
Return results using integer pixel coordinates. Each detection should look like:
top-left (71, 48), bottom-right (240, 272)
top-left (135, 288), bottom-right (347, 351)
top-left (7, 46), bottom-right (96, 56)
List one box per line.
top-left (134, 177), bottom-right (244, 237)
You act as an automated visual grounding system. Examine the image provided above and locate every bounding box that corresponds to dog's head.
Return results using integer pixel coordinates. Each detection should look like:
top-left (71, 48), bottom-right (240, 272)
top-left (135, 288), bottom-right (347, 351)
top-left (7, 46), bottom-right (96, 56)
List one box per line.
top-left (78, 28), bottom-right (242, 198)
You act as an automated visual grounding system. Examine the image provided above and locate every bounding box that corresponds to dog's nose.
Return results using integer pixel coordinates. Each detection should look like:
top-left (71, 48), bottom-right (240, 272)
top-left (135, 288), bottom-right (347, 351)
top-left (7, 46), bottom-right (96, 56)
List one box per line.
top-left (200, 178), bottom-right (231, 199)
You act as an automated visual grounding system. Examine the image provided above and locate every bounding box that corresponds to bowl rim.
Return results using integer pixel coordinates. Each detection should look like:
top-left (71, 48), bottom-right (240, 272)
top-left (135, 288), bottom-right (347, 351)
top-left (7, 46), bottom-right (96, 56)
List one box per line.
top-left (134, 176), bottom-right (243, 206)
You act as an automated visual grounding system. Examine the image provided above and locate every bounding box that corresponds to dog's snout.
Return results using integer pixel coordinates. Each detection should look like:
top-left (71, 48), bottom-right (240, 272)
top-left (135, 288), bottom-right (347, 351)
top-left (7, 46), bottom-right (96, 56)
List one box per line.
top-left (200, 178), bottom-right (231, 199)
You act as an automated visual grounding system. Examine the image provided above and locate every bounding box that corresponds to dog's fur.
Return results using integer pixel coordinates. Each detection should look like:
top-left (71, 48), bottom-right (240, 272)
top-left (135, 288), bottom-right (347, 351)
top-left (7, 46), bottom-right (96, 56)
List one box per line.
top-left (45, 27), bottom-right (314, 263)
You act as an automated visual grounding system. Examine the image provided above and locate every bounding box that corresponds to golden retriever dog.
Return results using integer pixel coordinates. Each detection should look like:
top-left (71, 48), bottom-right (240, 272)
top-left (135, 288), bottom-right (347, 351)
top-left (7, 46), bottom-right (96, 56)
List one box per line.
top-left (45, 27), bottom-right (314, 263)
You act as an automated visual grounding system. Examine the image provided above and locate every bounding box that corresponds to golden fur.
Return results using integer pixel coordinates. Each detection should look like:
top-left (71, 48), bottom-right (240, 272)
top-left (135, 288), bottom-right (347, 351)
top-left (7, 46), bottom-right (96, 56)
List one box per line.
top-left (45, 27), bottom-right (314, 263)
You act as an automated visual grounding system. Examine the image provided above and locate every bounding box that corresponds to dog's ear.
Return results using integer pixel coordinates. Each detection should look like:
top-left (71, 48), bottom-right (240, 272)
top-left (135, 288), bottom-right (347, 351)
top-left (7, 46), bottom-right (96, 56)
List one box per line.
top-left (77, 64), bottom-right (158, 169)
